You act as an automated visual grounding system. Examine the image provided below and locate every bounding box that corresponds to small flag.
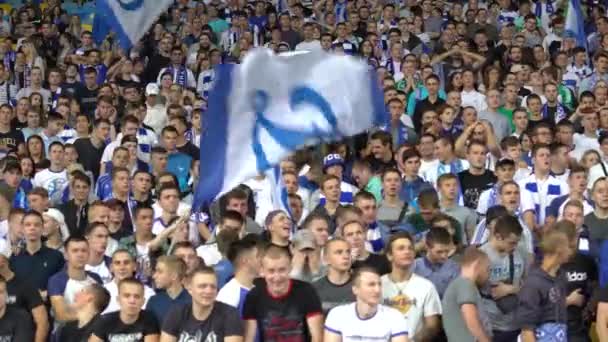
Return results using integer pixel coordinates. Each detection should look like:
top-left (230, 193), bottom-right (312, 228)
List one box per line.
top-left (94, 0), bottom-right (173, 50)
top-left (565, 0), bottom-right (588, 49)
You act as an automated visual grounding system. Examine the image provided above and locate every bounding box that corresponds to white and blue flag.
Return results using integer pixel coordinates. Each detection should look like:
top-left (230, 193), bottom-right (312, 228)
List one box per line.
top-left (565, 0), bottom-right (587, 49)
top-left (94, 0), bottom-right (173, 50)
top-left (266, 165), bottom-right (292, 217)
top-left (194, 48), bottom-right (386, 208)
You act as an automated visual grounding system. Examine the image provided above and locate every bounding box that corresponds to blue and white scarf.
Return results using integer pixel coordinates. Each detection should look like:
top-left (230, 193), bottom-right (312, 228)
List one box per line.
top-left (3, 51), bottom-right (14, 71)
top-left (396, 121), bottom-right (409, 147)
top-left (51, 87), bottom-right (62, 109)
top-left (167, 65), bottom-right (188, 87)
top-left (437, 159), bottom-right (465, 176)
top-left (542, 102), bottom-right (568, 123)
top-left (335, 0), bottom-right (347, 23)
top-left (534, 0), bottom-right (555, 18)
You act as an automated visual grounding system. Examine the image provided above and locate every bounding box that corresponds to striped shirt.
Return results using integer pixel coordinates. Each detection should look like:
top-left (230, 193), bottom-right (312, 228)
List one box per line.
top-left (518, 174), bottom-right (569, 225)
top-left (319, 181), bottom-right (358, 205)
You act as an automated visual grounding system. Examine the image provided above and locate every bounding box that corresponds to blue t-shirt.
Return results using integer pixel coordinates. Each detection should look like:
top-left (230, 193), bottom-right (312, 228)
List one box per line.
top-left (146, 288), bottom-right (192, 324)
top-left (167, 152), bottom-right (192, 193)
top-left (214, 258), bottom-right (234, 289)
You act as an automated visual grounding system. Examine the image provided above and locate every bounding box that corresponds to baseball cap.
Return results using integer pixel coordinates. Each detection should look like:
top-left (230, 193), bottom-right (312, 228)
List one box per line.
top-left (292, 229), bottom-right (316, 251)
top-left (145, 83), bottom-right (160, 96)
top-left (323, 153), bottom-right (344, 172)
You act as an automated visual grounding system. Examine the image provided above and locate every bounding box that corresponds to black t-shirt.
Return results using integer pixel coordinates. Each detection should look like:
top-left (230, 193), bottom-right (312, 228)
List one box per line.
top-left (0, 129), bottom-right (24, 157)
top-left (61, 81), bottom-right (85, 97)
top-left (177, 141), bottom-right (200, 161)
top-left (243, 279), bottom-right (322, 342)
top-left (92, 310), bottom-right (159, 341)
top-left (367, 156), bottom-right (397, 175)
top-left (561, 252), bottom-right (598, 337)
top-left (58, 315), bottom-right (100, 342)
top-left (75, 86), bottom-right (99, 117)
top-left (73, 138), bottom-right (106, 181)
top-left (162, 302), bottom-right (243, 340)
top-left (10, 117), bottom-right (26, 130)
top-left (352, 253), bottom-right (391, 275)
top-left (458, 169), bottom-right (497, 209)
top-left (6, 275), bottom-right (43, 315)
top-left (0, 307), bottom-right (34, 341)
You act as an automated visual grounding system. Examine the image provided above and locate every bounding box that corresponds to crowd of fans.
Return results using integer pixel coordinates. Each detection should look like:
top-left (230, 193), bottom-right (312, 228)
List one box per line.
top-left (1, 0), bottom-right (608, 341)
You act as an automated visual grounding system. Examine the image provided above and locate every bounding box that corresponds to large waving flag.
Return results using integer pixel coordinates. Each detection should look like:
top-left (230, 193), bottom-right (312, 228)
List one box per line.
top-left (94, 0), bottom-right (173, 50)
top-left (565, 0), bottom-right (587, 49)
top-left (194, 48), bottom-right (386, 208)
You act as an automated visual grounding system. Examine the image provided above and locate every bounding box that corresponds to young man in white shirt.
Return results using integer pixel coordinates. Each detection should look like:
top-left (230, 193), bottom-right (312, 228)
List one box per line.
top-left (381, 232), bottom-right (442, 341)
top-left (324, 267), bottom-right (409, 342)
top-left (518, 143), bottom-right (569, 232)
top-left (103, 249), bottom-right (155, 314)
top-left (32, 141), bottom-right (68, 206)
top-left (216, 237), bottom-right (260, 314)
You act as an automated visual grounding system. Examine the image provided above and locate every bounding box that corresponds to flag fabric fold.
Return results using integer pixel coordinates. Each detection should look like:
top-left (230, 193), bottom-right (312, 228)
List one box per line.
top-left (565, 0), bottom-right (587, 49)
top-left (194, 48), bottom-right (386, 209)
top-left (94, 0), bottom-right (173, 50)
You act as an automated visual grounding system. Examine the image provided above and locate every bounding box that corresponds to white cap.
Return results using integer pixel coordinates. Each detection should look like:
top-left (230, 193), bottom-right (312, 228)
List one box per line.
top-left (44, 208), bottom-right (70, 241)
top-left (145, 83), bottom-right (160, 96)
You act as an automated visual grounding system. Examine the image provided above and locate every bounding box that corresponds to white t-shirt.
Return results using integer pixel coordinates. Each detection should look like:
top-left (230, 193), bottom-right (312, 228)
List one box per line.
top-left (572, 133), bottom-right (600, 162)
top-left (216, 278), bottom-right (252, 310)
top-left (85, 260), bottom-right (112, 284)
top-left (103, 281), bottom-right (155, 314)
top-left (243, 177), bottom-right (274, 227)
top-left (380, 273), bottom-right (442, 337)
top-left (325, 302), bottom-right (408, 342)
top-left (196, 242), bottom-right (222, 266)
top-left (295, 40), bottom-right (322, 51)
top-left (32, 168), bottom-right (69, 205)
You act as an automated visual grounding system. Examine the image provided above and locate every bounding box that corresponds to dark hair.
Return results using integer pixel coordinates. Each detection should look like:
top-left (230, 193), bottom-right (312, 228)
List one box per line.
top-left (27, 187), bottom-right (48, 198)
top-left (532, 142), bottom-right (551, 157)
top-left (88, 283), bottom-right (111, 313)
top-left (158, 183), bottom-right (180, 198)
top-left (226, 235), bottom-right (258, 264)
top-left (381, 167), bottom-right (401, 181)
top-left (48, 141), bottom-right (64, 152)
top-left (354, 190), bottom-right (376, 204)
top-left (118, 277), bottom-right (143, 293)
top-left (133, 204), bottom-right (154, 218)
top-left (386, 231), bottom-right (415, 255)
top-left (71, 170), bottom-right (91, 187)
top-left (84, 222), bottom-right (108, 237)
top-left (493, 214), bottom-right (522, 238)
top-left (221, 210), bottom-right (244, 226)
top-left (22, 210), bottom-right (44, 223)
top-left (111, 166), bottom-right (130, 181)
top-left (64, 235), bottom-right (88, 249)
top-left (426, 227), bottom-right (453, 247)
